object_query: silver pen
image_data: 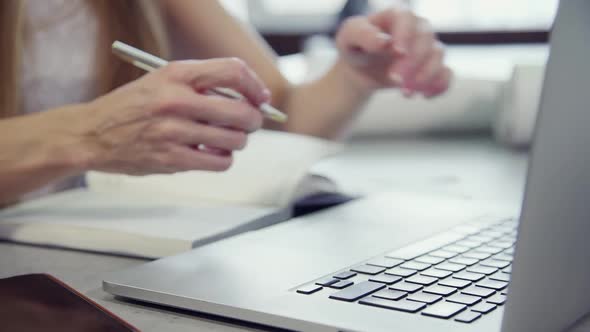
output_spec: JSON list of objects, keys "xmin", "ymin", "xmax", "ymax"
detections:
[{"xmin": 111, "ymin": 41, "xmax": 287, "ymax": 123}]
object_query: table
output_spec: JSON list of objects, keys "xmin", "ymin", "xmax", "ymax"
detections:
[{"xmin": 0, "ymin": 136, "xmax": 529, "ymax": 331}]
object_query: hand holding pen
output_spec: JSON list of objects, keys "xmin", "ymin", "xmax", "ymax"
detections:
[
  {"xmin": 112, "ymin": 41, "xmax": 287, "ymax": 123},
  {"xmin": 73, "ymin": 43, "xmax": 283, "ymax": 175}
]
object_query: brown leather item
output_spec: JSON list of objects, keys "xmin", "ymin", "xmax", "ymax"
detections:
[{"xmin": 0, "ymin": 274, "xmax": 140, "ymax": 332}]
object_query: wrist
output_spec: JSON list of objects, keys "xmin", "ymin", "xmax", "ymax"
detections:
[
  {"xmin": 327, "ymin": 58, "xmax": 376, "ymax": 101},
  {"xmin": 36, "ymin": 104, "xmax": 99, "ymax": 175}
]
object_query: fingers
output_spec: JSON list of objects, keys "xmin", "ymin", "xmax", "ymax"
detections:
[
  {"xmin": 139, "ymin": 118, "xmax": 249, "ymax": 174},
  {"xmin": 336, "ymin": 16, "xmax": 392, "ymax": 54},
  {"xmin": 156, "ymin": 145, "xmax": 234, "ymax": 173},
  {"xmin": 369, "ymin": 7, "xmax": 416, "ymax": 55},
  {"xmin": 152, "ymin": 85, "xmax": 263, "ymax": 133},
  {"xmin": 161, "ymin": 58, "xmax": 270, "ymax": 106},
  {"xmin": 424, "ymin": 67, "xmax": 453, "ymax": 98},
  {"xmin": 378, "ymin": 8, "xmax": 448, "ymax": 98},
  {"xmin": 193, "ymin": 95, "xmax": 264, "ymax": 132},
  {"xmin": 146, "ymin": 117, "xmax": 249, "ymax": 151},
  {"xmin": 389, "ymin": 21, "xmax": 436, "ymax": 83},
  {"xmin": 410, "ymin": 42, "xmax": 445, "ymax": 92},
  {"xmin": 357, "ymin": 6, "xmax": 452, "ymax": 97}
]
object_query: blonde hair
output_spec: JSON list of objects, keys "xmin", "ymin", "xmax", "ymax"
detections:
[{"xmin": 0, "ymin": 0, "xmax": 168, "ymax": 119}]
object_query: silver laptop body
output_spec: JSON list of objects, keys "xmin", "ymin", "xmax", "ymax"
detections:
[{"xmin": 103, "ymin": 1, "xmax": 590, "ymax": 331}]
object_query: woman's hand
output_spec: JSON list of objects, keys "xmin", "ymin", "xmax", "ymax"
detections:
[
  {"xmin": 335, "ymin": 5, "xmax": 452, "ymax": 98},
  {"xmin": 79, "ymin": 58, "xmax": 269, "ymax": 174}
]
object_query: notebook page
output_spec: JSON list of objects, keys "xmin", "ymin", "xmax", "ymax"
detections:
[
  {"xmin": 87, "ymin": 130, "xmax": 342, "ymax": 207},
  {"xmin": 0, "ymin": 189, "xmax": 282, "ymax": 258}
]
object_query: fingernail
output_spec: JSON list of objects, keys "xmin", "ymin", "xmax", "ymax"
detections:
[
  {"xmin": 377, "ymin": 32, "xmax": 392, "ymax": 43},
  {"xmin": 394, "ymin": 45, "xmax": 406, "ymax": 55},
  {"xmin": 389, "ymin": 72, "xmax": 403, "ymax": 85}
]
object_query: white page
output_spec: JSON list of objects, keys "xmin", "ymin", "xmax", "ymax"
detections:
[
  {"xmin": 0, "ymin": 189, "xmax": 281, "ymax": 258},
  {"xmin": 87, "ymin": 130, "xmax": 341, "ymax": 207}
]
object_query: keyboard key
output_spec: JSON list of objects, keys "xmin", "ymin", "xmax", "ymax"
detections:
[
  {"xmin": 452, "ymin": 224, "xmax": 483, "ymax": 235},
  {"xmin": 351, "ymin": 265, "xmax": 386, "ymax": 275},
  {"xmin": 406, "ymin": 275, "xmax": 438, "ymax": 286},
  {"xmin": 386, "ymin": 267, "xmax": 416, "ymax": 277},
  {"xmin": 421, "ymin": 268, "xmax": 452, "ymax": 279},
  {"xmin": 373, "ymin": 289, "xmax": 407, "ymax": 301},
  {"xmin": 369, "ymin": 274, "xmax": 402, "ymax": 285},
  {"xmin": 386, "ymin": 232, "xmax": 465, "ymax": 260},
  {"xmin": 359, "ymin": 297, "xmax": 426, "ymax": 313},
  {"xmin": 480, "ymin": 259, "xmax": 510, "ymax": 269},
  {"xmin": 443, "ymin": 245, "xmax": 471, "ymax": 254},
  {"xmin": 399, "ymin": 261, "xmax": 431, "ymax": 271},
  {"xmin": 463, "ymin": 251, "xmax": 492, "ymax": 260},
  {"xmin": 490, "ymin": 272, "xmax": 510, "ymax": 282},
  {"xmin": 479, "ymin": 230, "xmax": 504, "ymax": 239},
  {"xmin": 449, "ymin": 257, "xmax": 480, "ymax": 266},
  {"xmin": 296, "ymin": 284, "xmax": 322, "ymax": 294},
  {"xmin": 455, "ymin": 311, "xmax": 482, "ymax": 323},
  {"xmin": 367, "ymin": 257, "xmax": 404, "ymax": 268},
  {"xmin": 429, "ymin": 250, "xmax": 458, "ymax": 259},
  {"xmin": 447, "ymin": 293, "xmax": 482, "ymax": 306},
  {"xmin": 316, "ymin": 278, "xmax": 339, "ymax": 287},
  {"xmin": 407, "ymin": 292, "xmax": 443, "ymax": 304},
  {"xmin": 503, "ymin": 265, "xmax": 512, "ymax": 274},
  {"xmin": 504, "ymin": 248, "xmax": 515, "ymax": 255},
  {"xmin": 487, "ymin": 294, "xmax": 507, "ymax": 305},
  {"xmin": 329, "ymin": 281, "xmax": 385, "ymax": 302},
  {"xmin": 489, "ymin": 241, "xmax": 514, "ymax": 250},
  {"xmin": 493, "ymin": 253, "xmax": 514, "ymax": 262},
  {"xmin": 477, "ymin": 279, "xmax": 508, "ymax": 290},
  {"xmin": 461, "ymin": 286, "xmax": 495, "ymax": 298},
  {"xmin": 453, "ymin": 271, "xmax": 485, "ymax": 282},
  {"xmin": 334, "ymin": 271, "xmax": 357, "ymax": 280},
  {"xmin": 467, "ymin": 265, "xmax": 498, "ymax": 275},
  {"xmin": 475, "ymin": 246, "xmax": 504, "ymax": 255},
  {"xmin": 421, "ymin": 301, "xmax": 466, "ymax": 319},
  {"xmin": 489, "ymin": 226, "xmax": 514, "ymax": 234},
  {"xmin": 415, "ymin": 255, "xmax": 445, "ymax": 265},
  {"xmin": 471, "ymin": 302, "xmax": 497, "ymax": 314},
  {"xmin": 501, "ymin": 288, "xmax": 509, "ymax": 295},
  {"xmin": 424, "ymin": 285, "xmax": 457, "ymax": 296},
  {"xmin": 439, "ymin": 278, "xmax": 471, "ymax": 289},
  {"xmin": 467, "ymin": 235, "xmax": 494, "ymax": 243},
  {"xmin": 455, "ymin": 240, "xmax": 483, "ymax": 248},
  {"xmin": 330, "ymin": 280, "xmax": 354, "ymax": 289},
  {"xmin": 435, "ymin": 262, "xmax": 466, "ymax": 272},
  {"xmin": 391, "ymin": 282, "xmax": 423, "ymax": 293}
]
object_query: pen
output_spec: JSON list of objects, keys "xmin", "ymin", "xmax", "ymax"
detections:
[{"xmin": 111, "ymin": 41, "xmax": 288, "ymax": 123}]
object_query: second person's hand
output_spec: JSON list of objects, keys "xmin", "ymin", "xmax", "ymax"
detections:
[{"xmin": 335, "ymin": 5, "xmax": 452, "ymax": 98}]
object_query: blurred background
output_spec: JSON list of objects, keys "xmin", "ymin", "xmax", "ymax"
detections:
[
  {"xmin": 220, "ymin": 0, "xmax": 557, "ymax": 55},
  {"xmin": 219, "ymin": 0, "xmax": 559, "ymax": 146}
]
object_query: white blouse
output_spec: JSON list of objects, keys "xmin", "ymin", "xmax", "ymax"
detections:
[{"xmin": 21, "ymin": 0, "xmax": 99, "ymax": 199}]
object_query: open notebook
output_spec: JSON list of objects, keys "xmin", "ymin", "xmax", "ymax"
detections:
[{"xmin": 0, "ymin": 130, "xmax": 341, "ymax": 258}]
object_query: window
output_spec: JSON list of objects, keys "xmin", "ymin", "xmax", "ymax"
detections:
[
  {"xmin": 221, "ymin": 0, "xmax": 559, "ymax": 33},
  {"xmin": 411, "ymin": 0, "xmax": 559, "ymax": 31}
]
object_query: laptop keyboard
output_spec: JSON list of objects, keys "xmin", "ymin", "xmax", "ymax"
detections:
[{"xmin": 296, "ymin": 219, "xmax": 517, "ymax": 324}]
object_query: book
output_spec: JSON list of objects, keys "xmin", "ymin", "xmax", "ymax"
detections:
[{"xmin": 0, "ymin": 130, "xmax": 341, "ymax": 258}]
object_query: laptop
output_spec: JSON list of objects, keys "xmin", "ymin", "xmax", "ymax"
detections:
[{"xmin": 103, "ymin": 1, "xmax": 590, "ymax": 331}]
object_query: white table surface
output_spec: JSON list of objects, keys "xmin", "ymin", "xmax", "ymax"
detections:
[{"xmin": 0, "ymin": 136, "xmax": 530, "ymax": 331}]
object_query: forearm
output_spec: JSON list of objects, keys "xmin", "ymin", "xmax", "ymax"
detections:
[
  {"xmin": 161, "ymin": 2, "xmax": 372, "ymax": 139},
  {"xmin": 277, "ymin": 59, "xmax": 374, "ymax": 139},
  {"xmin": 0, "ymin": 107, "xmax": 90, "ymax": 205}
]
